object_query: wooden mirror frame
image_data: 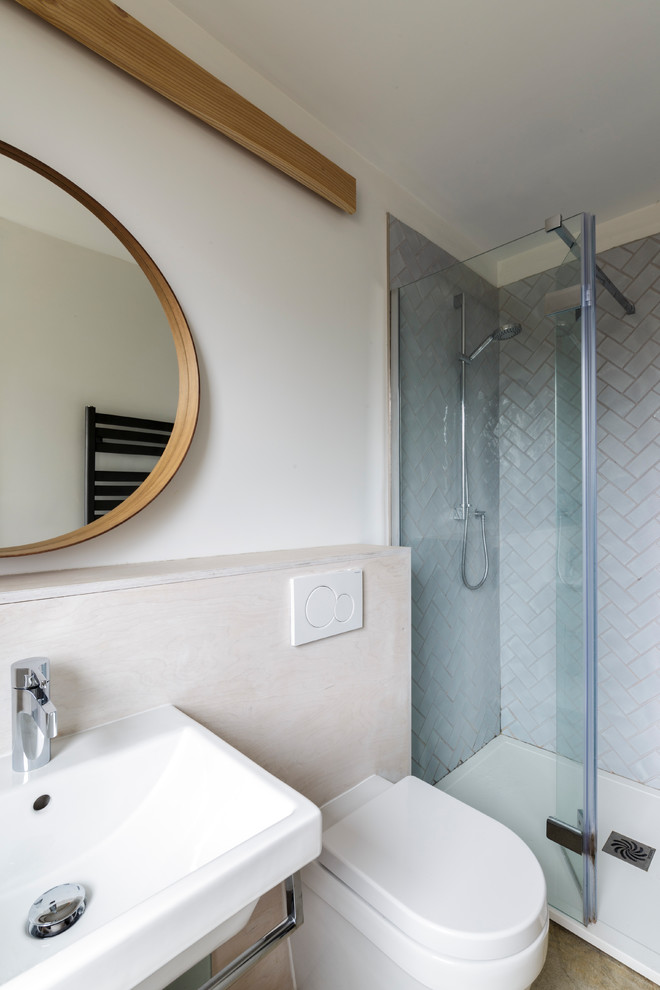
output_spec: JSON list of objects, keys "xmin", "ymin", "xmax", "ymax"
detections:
[{"xmin": 0, "ymin": 140, "xmax": 200, "ymax": 557}]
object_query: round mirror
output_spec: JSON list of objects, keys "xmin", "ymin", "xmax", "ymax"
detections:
[{"xmin": 0, "ymin": 141, "xmax": 199, "ymax": 556}]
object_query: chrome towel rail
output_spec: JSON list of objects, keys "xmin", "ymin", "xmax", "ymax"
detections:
[{"xmin": 195, "ymin": 874, "xmax": 303, "ymax": 990}]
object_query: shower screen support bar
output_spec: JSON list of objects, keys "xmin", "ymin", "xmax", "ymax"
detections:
[{"xmin": 545, "ymin": 214, "xmax": 635, "ymax": 315}]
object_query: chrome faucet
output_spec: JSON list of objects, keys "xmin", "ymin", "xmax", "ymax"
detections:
[{"xmin": 11, "ymin": 658, "xmax": 58, "ymax": 772}]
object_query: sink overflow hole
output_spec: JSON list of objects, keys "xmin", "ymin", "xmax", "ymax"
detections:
[{"xmin": 33, "ymin": 794, "xmax": 51, "ymax": 812}]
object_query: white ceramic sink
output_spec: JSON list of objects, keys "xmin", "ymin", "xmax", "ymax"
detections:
[{"xmin": 0, "ymin": 705, "xmax": 321, "ymax": 990}]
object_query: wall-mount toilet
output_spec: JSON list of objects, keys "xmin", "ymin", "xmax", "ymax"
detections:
[{"xmin": 291, "ymin": 775, "xmax": 548, "ymax": 990}]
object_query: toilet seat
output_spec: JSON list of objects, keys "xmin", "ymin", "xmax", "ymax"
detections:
[{"xmin": 319, "ymin": 776, "xmax": 547, "ymax": 964}]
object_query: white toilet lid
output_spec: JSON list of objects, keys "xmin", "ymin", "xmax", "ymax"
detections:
[{"xmin": 319, "ymin": 776, "xmax": 547, "ymax": 962}]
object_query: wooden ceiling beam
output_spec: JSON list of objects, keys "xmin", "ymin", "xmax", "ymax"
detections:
[{"xmin": 12, "ymin": 0, "xmax": 357, "ymax": 213}]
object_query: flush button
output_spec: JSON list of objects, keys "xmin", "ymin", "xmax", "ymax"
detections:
[
  {"xmin": 291, "ymin": 570, "xmax": 363, "ymax": 645},
  {"xmin": 334, "ymin": 593, "xmax": 354, "ymax": 623},
  {"xmin": 305, "ymin": 586, "xmax": 336, "ymax": 628}
]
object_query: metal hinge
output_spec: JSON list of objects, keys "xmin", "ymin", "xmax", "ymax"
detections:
[{"xmin": 546, "ymin": 816, "xmax": 583, "ymax": 856}]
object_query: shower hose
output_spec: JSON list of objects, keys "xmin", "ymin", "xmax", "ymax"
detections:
[{"xmin": 461, "ymin": 508, "xmax": 489, "ymax": 591}]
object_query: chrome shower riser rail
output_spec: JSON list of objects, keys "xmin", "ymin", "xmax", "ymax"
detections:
[
  {"xmin": 456, "ymin": 292, "xmax": 468, "ymax": 517},
  {"xmin": 390, "ymin": 289, "xmax": 401, "ymax": 546},
  {"xmin": 456, "ymin": 292, "xmax": 489, "ymax": 591},
  {"xmin": 195, "ymin": 874, "xmax": 303, "ymax": 990}
]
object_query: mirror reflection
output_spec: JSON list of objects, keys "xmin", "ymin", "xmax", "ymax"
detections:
[{"xmin": 0, "ymin": 148, "xmax": 181, "ymax": 550}]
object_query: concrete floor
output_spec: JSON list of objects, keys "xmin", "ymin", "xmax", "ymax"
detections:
[{"xmin": 532, "ymin": 923, "xmax": 659, "ymax": 989}]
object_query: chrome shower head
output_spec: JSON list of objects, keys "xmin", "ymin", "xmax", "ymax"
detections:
[
  {"xmin": 464, "ymin": 323, "xmax": 522, "ymax": 362},
  {"xmin": 492, "ymin": 323, "xmax": 522, "ymax": 342}
]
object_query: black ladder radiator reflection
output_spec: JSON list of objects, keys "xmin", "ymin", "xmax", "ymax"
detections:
[{"xmin": 84, "ymin": 406, "xmax": 173, "ymax": 524}]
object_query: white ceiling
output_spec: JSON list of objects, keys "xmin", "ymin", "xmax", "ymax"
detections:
[{"xmin": 167, "ymin": 0, "xmax": 660, "ymax": 252}]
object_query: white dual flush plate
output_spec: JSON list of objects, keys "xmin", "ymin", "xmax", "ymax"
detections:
[{"xmin": 290, "ymin": 569, "xmax": 363, "ymax": 646}]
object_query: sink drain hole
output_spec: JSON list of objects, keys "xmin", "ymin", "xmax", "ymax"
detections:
[
  {"xmin": 33, "ymin": 794, "xmax": 51, "ymax": 812},
  {"xmin": 28, "ymin": 883, "xmax": 86, "ymax": 938}
]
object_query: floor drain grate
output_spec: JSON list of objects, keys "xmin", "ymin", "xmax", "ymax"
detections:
[{"xmin": 602, "ymin": 831, "xmax": 656, "ymax": 872}]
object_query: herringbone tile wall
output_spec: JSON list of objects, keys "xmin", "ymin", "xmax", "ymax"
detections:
[
  {"xmin": 594, "ymin": 235, "xmax": 660, "ymax": 787},
  {"xmin": 392, "ymin": 216, "xmax": 660, "ymax": 790},
  {"xmin": 397, "ymin": 243, "xmax": 502, "ymax": 783},
  {"xmin": 498, "ymin": 235, "xmax": 660, "ymax": 784},
  {"xmin": 497, "ymin": 272, "xmax": 560, "ymax": 752},
  {"xmin": 389, "ymin": 216, "xmax": 457, "ymax": 291},
  {"xmin": 498, "ymin": 269, "xmax": 584, "ymax": 765}
]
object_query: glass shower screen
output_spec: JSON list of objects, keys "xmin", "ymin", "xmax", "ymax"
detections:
[{"xmin": 392, "ymin": 212, "xmax": 598, "ymax": 927}]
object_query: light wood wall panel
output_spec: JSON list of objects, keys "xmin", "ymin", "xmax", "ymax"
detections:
[{"xmin": 0, "ymin": 546, "xmax": 410, "ymax": 989}]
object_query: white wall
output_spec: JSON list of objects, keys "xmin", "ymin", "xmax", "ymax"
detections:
[{"xmin": 0, "ymin": 1, "xmax": 473, "ymax": 575}]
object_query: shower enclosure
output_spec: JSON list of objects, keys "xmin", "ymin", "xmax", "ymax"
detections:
[{"xmin": 391, "ymin": 214, "xmax": 599, "ymax": 926}]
